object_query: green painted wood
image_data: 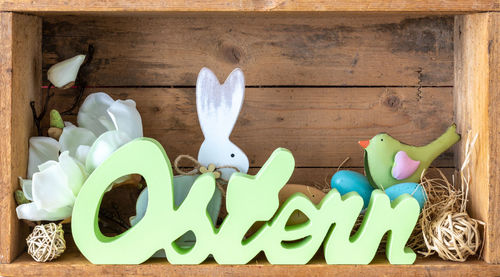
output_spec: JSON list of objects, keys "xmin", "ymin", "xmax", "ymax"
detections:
[
  {"xmin": 362, "ymin": 124, "xmax": 460, "ymax": 190},
  {"xmin": 72, "ymin": 138, "xmax": 420, "ymax": 265}
]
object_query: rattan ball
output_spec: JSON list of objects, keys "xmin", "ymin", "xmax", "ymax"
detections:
[
  {"xmin": 424, "ymin": 212, "xmax": 481, "ymax": 262},
  {"xmin": 26, "ymin": 223, "xmax": 66, "ymax": 262}
]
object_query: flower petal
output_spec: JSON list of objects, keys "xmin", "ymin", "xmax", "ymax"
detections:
[
  {"xmin": 99, "ymin": 115, "xmax": 116, "ymax": 131},
  {"xmin": 58, "ymin": 151, "xmax": 87, "ymax": 196},
  {"xmin": 27, "ymin": 137, "xmax": 60, "ymax": 178},
  {"xmin": 59, "ymin": 126, "xmax": 97, "ymax": 157},
  {"xmin": 16, "ymin": 202, "xmax": 72, "ymax": 221},
  {"xmin": 32, "ymin": 162, "xmax": 75, "ymax": 211},
  {"xmin": 85, "ymin": 130, "xmax": 131, "ymax": 173},
  {"xmin": 38, "ymin": 160, "xmax": 59, "ymax": 172},
  {"xmin": 75, "ymin": 145, "xmax": 91, "ymax": 164},
  {"xmin": 47, "ymin": 54, "xmax": 85, "ymax": 88},
  {"xmin": 77, "ymin": 92, "xmax": 115, "ymax": 137},
  {"xmin": 18, "ymin": 177, "xmax": 33, "ymax": 201},
  {"xmin": 107, "ymin": 99, "xmax": 143, "ymax": 139}
]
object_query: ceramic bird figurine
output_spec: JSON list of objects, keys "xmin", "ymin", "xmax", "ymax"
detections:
[{"xmin": 358, "ymin": 124, "xmax": 460, "ymax": 190}]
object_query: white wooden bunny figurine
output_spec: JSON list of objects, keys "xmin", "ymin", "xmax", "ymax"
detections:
[
  {"xmin": 196, "ymin": 67, "xmax": 249, "ymax": 179},
  {"xmin": 130, "ymin": 67, "xmax": 249, "ymax": 250}
]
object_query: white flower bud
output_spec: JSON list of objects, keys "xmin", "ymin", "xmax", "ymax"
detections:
[{"xmin": 47, "ymin": 55, "xmax": 86, "ymax": 89}]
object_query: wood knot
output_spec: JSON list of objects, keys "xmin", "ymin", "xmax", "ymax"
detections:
[
  {"xmin": 384, "ymin": 95, "xmax": 401, "ymax": 109},
  {"xmin": 221, "ymin": 44, "xmax": 243, "ymax": 64}
]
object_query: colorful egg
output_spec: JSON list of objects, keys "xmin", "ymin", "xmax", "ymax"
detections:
[
  {"xmin": 279, "ymin": 184, "xmax": 326, "ymax": 225},
  {"xmin": 384, "ymin": 182, "xmax": 426, "ymax": 209},
  {"xmin": 330, "ymin": 170, "xmax": 373, "ymax": 209},
  {"xmin": 246, "ymin": 184, "xmax": 326, "ymax": 237}
]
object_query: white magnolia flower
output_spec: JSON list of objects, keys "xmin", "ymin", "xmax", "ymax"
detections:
[
  {"xmin": 27, "ymin": 137, "xmax": 60, "ymax": 179},
  {"xmin": 47, "ymin": 55, "xmax": 86, "ymax": 88},
  {"xmin": 61, "ymin": 92, "xmax": 143, "ymax": 172},
  {"xmin": 16, "ymin": 151, "xmax": 87, "ymax": 221},
  {"xmin": 17, "ymin": 92, "xmax": 143, "ymax": 221},
  {"xmin": 19, "ymin": 137, "xmax": 61, "ymax": 205},
  {"xmin": 59, "ymin": 126, "xmax": 96, "ymax": 156}
]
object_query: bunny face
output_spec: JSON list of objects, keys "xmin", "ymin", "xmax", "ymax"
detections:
[
  {"xmin": 196, "ymin": 67, "xmax": 249, "ymax": 180},
  {"xmin": 199, "ymin": 139, "xmax": 249, "ymax": 180}
]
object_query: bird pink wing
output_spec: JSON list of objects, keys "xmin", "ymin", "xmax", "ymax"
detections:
[{"xmin": 392, "ymin": 151, "xmax": 420, "ymax": 180}]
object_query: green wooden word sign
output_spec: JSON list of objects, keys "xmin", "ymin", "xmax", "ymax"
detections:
[{"xmin": 72, "ymin": 138, "xmax": 420, "ymax": 265}]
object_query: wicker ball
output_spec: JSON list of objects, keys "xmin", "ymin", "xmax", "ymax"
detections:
[
  {"xmin": 26, "ymin": 223, "xmax": 66, "ymax": 262},
  {"xmin": 426, "ymin": 212, "xmax": 481, "ymax": 262}
]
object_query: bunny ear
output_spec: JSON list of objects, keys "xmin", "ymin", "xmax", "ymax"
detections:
[{"xmin": 196, "ymin": 67, "xmax": 245, "ymax": 139}]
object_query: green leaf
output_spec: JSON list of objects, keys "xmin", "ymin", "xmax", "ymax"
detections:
[{"xmin": 15, "ymin": 190, "xmax": 30, "ymax": 205}]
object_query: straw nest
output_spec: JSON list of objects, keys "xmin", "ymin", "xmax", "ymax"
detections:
[{"xmin": 417, "ymin": 132, "xmax": 484, "ymax": 261}]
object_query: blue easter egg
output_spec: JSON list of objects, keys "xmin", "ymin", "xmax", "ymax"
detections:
[
  {"xmin": 384, "ymin": 182, "xmax": 426, "ymax": 209},
  {"xmin": 331, "ymin": 170, "xmax": 373, "ymax": 209}
]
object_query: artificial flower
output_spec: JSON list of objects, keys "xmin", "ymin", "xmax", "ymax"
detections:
[
  {"xmin": 61, "ymin": 92, "xmax": 143, "ymax": 172},
  {"xmin": 16, "ymin": 151, "xmax": 87, "ymax": 221},
  {"xmin": 17, "ymin": 92, "xmax": 144, "ymax": 221},
  {"xmin": 27, "ymin": 137, "xmax": 60, "ymax": 179},
  {"xmin": 47, "ymin": 55, "xmax": 86, "ymax": 89}
]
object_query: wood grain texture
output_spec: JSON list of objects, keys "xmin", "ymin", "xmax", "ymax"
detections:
[
  {"xmin": 454, "ymin": 12, "xmax": 500, "ymax": 263},
  {"xmin": 42, "ymin": 14, "xmax": 454, "ymax": 86},
  {"xmin": 0, "ymin": 0, "xmax": 499, "ymax": 12},
  {"xmin": 48, "ymin": 87, "xmax": 455, "ymax": 168},
  {"xmin": 0, "ymin": 12, "xmax": 14, "ymax": 265},
  {"xmin": 1, "ymin": 245, "xmax": 500, "ymax": 276},
  {"xmin": 0, "ymin": 13, "xmax": 41, "ymax": 263},
  {"xmin": 0, "ymin": 13, "xmax": 41, "ymax": 264},
  {"xmin": 264, "ymin": 167, "xmax": 455, "ymax": 188}
]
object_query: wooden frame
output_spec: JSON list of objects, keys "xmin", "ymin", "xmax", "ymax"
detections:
[
  {"xmin": 0, "ymin": 12, "xmax": 41, "ymax": 265},
  {"xmin": 0, "ymin": 1, "xmax": 498, "ymax": 275},
  {"xmin": 0, "ymin": 0, "xmax": 499, "ymax": 12},
  {"xmin": 454, "ymin": 12, "xmax": 500, "ymax": 264}
]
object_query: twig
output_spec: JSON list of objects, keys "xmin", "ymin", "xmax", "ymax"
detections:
[
  {"xmin": 61, "ymin": 44, "xmax": 94, "ymax": 116},
  {"xmin": 61, "ymin": 83, "xmax": 86, "ymax": 116},
  {"xmin": 29, "ymin": 102, "xmax": 41, "ymax": 136},
  {"xmin": 111, "ymin": 201, "xmax": 131, "ymax": 229},
  {"xmin": 98, "ymin": 210, "xmax": 129, "ymax": 234},
  {"xmin": 29, "ymin": 44, "xmax": 95, "ymax": 132},
  {"xmin": 30, "ymin": 85, "xmax": 54, "ymax": 136}
]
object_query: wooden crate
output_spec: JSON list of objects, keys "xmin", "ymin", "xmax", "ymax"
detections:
[{"xmin": 0, "ymin": 1, "xmax": 499, "ymax": 276}]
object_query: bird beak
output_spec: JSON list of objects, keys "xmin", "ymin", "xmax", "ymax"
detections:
[{"xmin": 358, "ymin": 140, "xmax": 370, "ymax": 149}]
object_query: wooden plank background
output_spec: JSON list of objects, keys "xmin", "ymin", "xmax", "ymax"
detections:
[
  {"xmin": 0, "ymin": 12, "xmax": 480, "ymax": 271},
  {"xmin": 43, "ymin": 14, "xmax": 457, "ymax": 240},
  {"xmin": 43, "ymin": 14, "xmax": 455, "ymax": 185},
  {"xmin": 42, "ymin": 14, "xmax": 454, "ymax": 86},
  {"xmin": 50, "ymin": 86, "xmax": 454, "ymax": 170},
  {"xmin": 1, "ymin": 0, "xmax": 499, "ymax": 13}
]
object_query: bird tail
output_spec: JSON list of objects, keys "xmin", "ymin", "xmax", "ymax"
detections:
[{"xmin": 422, "ymin": 124, "xmax": 461, "ymax": 161}]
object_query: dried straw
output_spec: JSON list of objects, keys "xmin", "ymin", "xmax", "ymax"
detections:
[
  {"xmin": 26, "ymin": 223, "xmax": 66, "ymax": 262},
  {"xmin": 350, "ymin": 209, "xmax": 426, "ymax": 254},
  {"xmin": 418, "ymin": 132, "xmax": 485, "ymax": 261}
]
